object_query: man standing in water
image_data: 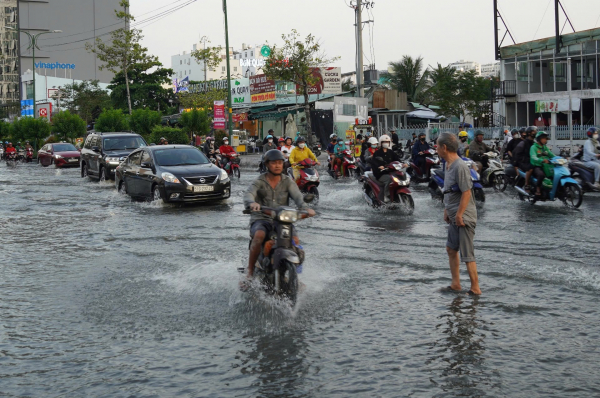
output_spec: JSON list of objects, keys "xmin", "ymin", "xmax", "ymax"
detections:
[{"xmin": 436, "ymin": 132, "xmax": 481, "ymax": 295}]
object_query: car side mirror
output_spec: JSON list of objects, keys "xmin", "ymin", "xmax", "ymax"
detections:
[
  {"xmin": 92, "ymin": 146, "xmax": 100, "ymax": 153},
  {"xmin": 141, "ymin": 162, "xmax": 152, "ymax": 169},
  {"xmin": 303, "ymin": 194, "xmax": 315, "ymax": 203}
]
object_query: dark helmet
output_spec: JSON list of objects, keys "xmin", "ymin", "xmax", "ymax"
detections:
[
  {"xmin": 206, "ymin": 136, "xmax": 214, "ymax": 141},
  {"xmin": 586, "ymin": 127, "xmax": 599, "ymax": 138},
  {"xmin": 418, "ymin": 132, "xmax": 426, "ymax": 138},
  {"xmin": 475, "ymin": 130, "xmax": 484, "ymax": 137},
  {"xmin": 511, "ymin": 128, "xmax": 519, "ymax": 135},
  {"xmin": 535, "ymin": 131, "xmax": 549, "ymax": 142},
  {"xmin": 519, "ymin": 127, "xmax": 527, "ymax": 134},
  {"xmin": 525, "ymin": 126, "xmax": 538, "ymax": 135},
  {"xmin": 296, "ymin": 136, "xmax": 306, "ymax": 144},
  {"xmin": 263, "ymin": 149, "xmax": 285, "ymax": 163}
]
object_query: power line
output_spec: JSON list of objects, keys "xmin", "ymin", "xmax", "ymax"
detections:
[{"xmin": 532, "ymin": 0, "xmax": 552, "ymax": 41}]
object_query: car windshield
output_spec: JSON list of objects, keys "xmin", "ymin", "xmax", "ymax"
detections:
[
  {"xmin": 53, "ymin": 144, "xmax": 77, "ymax": 152},
  {"xmin": 154, "ymin": 148, "xmax": 209, "ymax": 166},
  {"xmin": 103, "ymin": 136, "xmax": 146, "ymax": 151}
]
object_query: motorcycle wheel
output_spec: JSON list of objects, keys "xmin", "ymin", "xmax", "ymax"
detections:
[
  {"xmin": 233, "ymin": 167, "xmax": 241, "ymax": 179},
  {"xmin": 428, "ymin": 180, "xmax": 442, "ymax": 200},
  {"xmin": 308, "ymin": 186, "xmax": 319, "ymax": 204},
  {"xmin": 280, "ymin": 260, "xmax": 298, "ymax": 305},
  {"xmin": 399, "ymin": 194, "xmax": 415, "ymax": 212},
  {"xmin": 492, "ymin": 174, "xmax": 508, "ymax": 192},
  {"xmin": 314, "ymin": 150, "xmax": 321, "ymax": 157},
  {"xmin": 474, "ymin": 187, "xmax": 486, "ymax": 203},
  {"xmin": 561, "ymin": 183, "xmax": 583, "ymax": 209}
]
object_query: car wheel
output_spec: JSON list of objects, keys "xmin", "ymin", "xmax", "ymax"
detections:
[
  {"xmin": 151, "ymin": 185, "xmax": 163, "ymax": 203},
  {"xmin": 118, "ymin": 180, "xmax": 127, "ymax": 195},
  {"xmin": 81, "ymin": 163, "xmax": 89, "ymax": 178},
  {"xmin": 99, "ymin": 167, "xmax": 106, "ymax": 183}
]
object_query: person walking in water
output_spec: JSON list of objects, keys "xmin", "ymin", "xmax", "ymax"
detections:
[{"xmin": 436, "ymin": 132, "xmax": 481, "ymax": 295}]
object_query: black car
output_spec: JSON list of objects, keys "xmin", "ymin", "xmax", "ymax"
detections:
[
  {"xmin": 80, "ymin": 132, "xmax": 147, "ymax": 181},
  {"xmin": 115, "ymin": 145, "xmax": 231, "ymax": 203}
]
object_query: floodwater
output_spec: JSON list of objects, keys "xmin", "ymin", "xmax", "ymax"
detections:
[{"xmin": 1, "ymin": 160, "xmax": 600, "ymax": 397}]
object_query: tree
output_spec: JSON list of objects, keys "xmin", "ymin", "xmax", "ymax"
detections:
[
  {"xmin": 51, "ymin": 111, "xmax": 86, "ymax": 142},
  {"xmin": 381, "ymin": 55, "xmax": 430, "ymax": 103},
  {"xmin": 263, "ymin": 30, "xmax": 338, "ymax": 143},
  {"xmin": 429, "ymin": 70, "xmax": 491, "ymax": 123},
  {"xmin": 12, "ymin": 117, "xmax": 51, "ymax": 149},
  {"xmin": 129, "ymin": 108, "xmax": 162, "ymax": 140},
  {"xmin": 149, "ymin": 126, "xmax": 189, "ymax": 145},
  {"xmin": 177, "ymin": 88, "xmax": 227, "ymax": 110},
  {"xmin": 0, "ymin": 120, "xmax": 12, "ymax": 143},
  {"xmin": 86, "ymin": 0, "xmax": 158, "ymax": 115},
  {"xmin": 190, "ymin": 36, "xmax": 222, "ymax": 82},
  {"xmin": 61, "ymin": 80, "xmax": 111, "ymax": 125},
  {"xmin": 109, "ymin": 62, "xmax": 175, "ymax": 112},
  {"xmin": 95, "ymin": 109, "xmax": 129, "ymax": 132},
  {"xmin": 342, "ymin": 77, "xmax": 354, "ymax": 92},
  {"xmin": 180, "ymin": 109, "xmax": 210, "ymax": 140}
]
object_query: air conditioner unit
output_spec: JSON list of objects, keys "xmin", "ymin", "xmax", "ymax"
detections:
[{"xmin": 364, "ymin": 69, "xmax": 379, "ymax": 85}]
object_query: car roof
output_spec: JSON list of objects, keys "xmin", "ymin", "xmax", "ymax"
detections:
[
  {"xmin": 146, "ymin": 145, "xmax": 196, "ymax": 152},
  {"xmin": 92, "ymin": 132, "xmax": 141, "ymax": 137}
]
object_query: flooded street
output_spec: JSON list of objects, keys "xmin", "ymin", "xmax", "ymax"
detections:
[{"xmin": 1, "ymin": 161, "xmax": 600, "ymax": 397}]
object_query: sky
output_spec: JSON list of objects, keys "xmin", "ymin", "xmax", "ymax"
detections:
[{"xmin": 130, "ymin": 0, "xmax": 600, "ymax": 73}]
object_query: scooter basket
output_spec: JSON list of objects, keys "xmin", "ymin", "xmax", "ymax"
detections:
[{"xmin": 231, "ymin": 157, "xmax": 241, "ymax": 165}]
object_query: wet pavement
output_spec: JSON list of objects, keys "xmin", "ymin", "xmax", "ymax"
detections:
[{"xmin": 1, "ymin": 160, "xmax": 600, "ymax": 397}]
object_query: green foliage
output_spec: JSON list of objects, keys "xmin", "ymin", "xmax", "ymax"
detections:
[
  {"xmin": 180, "ymin": 109, "xmax": 211, "ymax": 137},
  {"xmin": 0, "ymin": 120, "xmax": 12, "ymax": 142},
  {"xmin": 129, "ymin": 109, "xmax": 162, "ymax": 139},
  {"xmin": 428, "ymin": 70, "xmax": 491, "ymax": 122},
  {"xmin": 44, "ymin": 135, "xmax": 60, "ymax": 145},
  {"xmin": 85, "ymin": 0, "xmax": 159, "ymax": 114},
  {"xmin": 214, "ymin": 129, "xmax": 228, "ymax": 143},
  {"xmin": 109, "ymin": 62, "xmax": 175, "ymax": 112},
  {"xmin": 51, "ymin": 111, "xmax": 86, "ymax": 142},
  {"xmin": 61, "ymin": 80, "xmax": 111, "ymax": 125},
  {"xmin": 12, "ymin": 117, "xmax": 51, "ymax": 148},
  {"xmin": 149, "ymin": 126, "xmax": 189, "ymax": 145},
  {"xmin": 95, "ymin": 109, "xmax": 129, "ymax": 132},
  {"xmin": 381, "ymin": 55, "xmax": 430, "ymax": 103},
  {"xmin": 177, "ymin": 88, "xmax": 227, "ymax": 110},
  {"xmin": 190, "ymin": 36, "xmax": 222, "ymax": 81},
  {"xmin": 342, "ymin": 77, "xmax": 354, "ymax": 92}
]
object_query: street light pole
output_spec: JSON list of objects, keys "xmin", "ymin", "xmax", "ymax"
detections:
[
  {"xmin": 223, "ymin": 0, "xmax": 233, "ymax": 138},
  {"xmin": 11, "ymin": 28, "xmax": 62, "ymax": 118}
]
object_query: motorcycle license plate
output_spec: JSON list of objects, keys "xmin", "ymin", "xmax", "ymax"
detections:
[{"xmin": 193, "ymin": 185, "xmax": 214, "ymax": 192}]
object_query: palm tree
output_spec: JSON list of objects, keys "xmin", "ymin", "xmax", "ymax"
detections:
[{"xmin": 380, "ymin": 55, "xmax": 429, "ymax": 103}]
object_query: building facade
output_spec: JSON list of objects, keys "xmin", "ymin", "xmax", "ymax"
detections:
[
  {"xmin": 498, "ymin": 27, "xmax": 600, "ymax": 131},
  {"xmin": 0, "ymin": 0, "xmax": 19, "ymax": 104},
  {"xmin": 449, "ymin": 60, "xmax": 481, "ymax": 75},
  {"xmin": 480, "ymin": 62, "xmax": 500, "ymax": 78}
]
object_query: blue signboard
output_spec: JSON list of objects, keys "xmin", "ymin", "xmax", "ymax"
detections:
[{"xmin": 21, "ymin": 99, "xmax": 34, "ymax": 117}]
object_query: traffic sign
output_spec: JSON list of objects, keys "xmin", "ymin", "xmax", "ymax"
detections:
[{"xmin": 39, "ymin": 108, "xmax": 48, "ymax": 117}]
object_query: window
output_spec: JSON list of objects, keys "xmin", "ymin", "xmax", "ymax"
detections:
[
  {"xmin": 342, "ymin": 104, "xmax": 357, "ymax": 116},
  {"xmin": 234, "ymin": 67, "xmax": 237, "ymax": 72},
  {"xmin": 517, "ymin": 62, "xmax": 530, "ymax": 82},
  {"xmin": 180, "ymin": 60, "xmax": 182, "ymax": 65},
  {"xmin": 577, "ymin": 62, "xmax": 594, "ymax": 83},
  {"xmin": 550, "ymin": 62, "xmax": 567, "ymax": 82},
  {"xmin": 244, "ymin": 52, "xmax": 247, "ymax": 57},
  {"xmin": 83, "ymin": 136, "xmax": 92, "ymax": 149},
  {"xmin": 222, "ymin": 66, "xmax": 226, "ymax": 72},
  {"xmin": 140, "ymin": 151, "xmax": 152, "ymax": 164},
  {"xmin": 250, "ymin": 51, "xmax": 253, "ymax": 57},
  {"xmin": 128, "ymin": 151, "xmax": 142, "ymax": 166}
]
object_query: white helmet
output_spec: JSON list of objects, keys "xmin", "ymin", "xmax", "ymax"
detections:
[
  {"xmin": 379, "ymin": 134, "xmax": 391, "ymax": 144},
  {"xmin": 368, "ymin": 137, "xmax": 378, "ymax": 145},
  {"xmin": 330, "ymin": 133, "xmax": 337, "ymax": 139}
]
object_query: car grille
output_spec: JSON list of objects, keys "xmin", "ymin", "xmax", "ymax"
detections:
[{"xmin": 184, "ymin": 176, "xmax": 218, "ymax": 185}]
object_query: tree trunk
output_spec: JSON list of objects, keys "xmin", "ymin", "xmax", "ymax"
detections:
[
  {"xmin": 124, "ymin": 67, "xmax": 133, "ymax": 115},
  {"xmin": 301, "ymin": 80, "xmax": 312, "ymax": 145}
]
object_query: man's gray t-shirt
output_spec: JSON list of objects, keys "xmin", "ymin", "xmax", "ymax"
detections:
[{"xmin": 443, "ymin": 158, "xmax": 477, "ymax": 224}]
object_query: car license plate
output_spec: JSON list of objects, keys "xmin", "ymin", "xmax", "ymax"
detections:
[
  {"xmin": 68, "ymin": 158, "xmax": 78, "ymax": 162},
  {"xmin": 193, "ymin": 185, "xmax": 214, "ymax": 192}
]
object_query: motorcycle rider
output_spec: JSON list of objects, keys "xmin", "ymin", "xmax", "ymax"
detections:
[
  {"xmin": 370, "ymin": 134, "xmax": 401, "ymax": 203},
  {"xmin": 412, "ymin": 132, "xmax": 431, "ymax": 174},
  {"xmin": 158, "ymin": 137, "xmax": 167, "ymax": 145},
  {"xmin": 243, "ymin": 149, "xmax": 316, "ymax": 279},
  {"xmin": 581, "ymin": 127, "xmax": 600, "ymax": 189},
  {"xmin": 219, "ymin": 137, "xmax": 237, "ymax": 169},
  {"xmin": 512, "ymin": 127, "xmax": 537, "ymax": 192},
  {"xmin": 468, "ymin": 130, "xmax": 494, "ymax": 173},
  {"xmin": 364, "ymin": 137, "xmax": 379, "ymax": 165},
  {"xmin": 530, "ymin": 131, "xmax": 556, "ymax": 197},
  {"xmin": 327, "ymin": 134, "xmax": 337, "ymax": 170},
  {"xmin": 289, "ymin": 136, "xmax": 320, "ymax": 182},
  {"xmin": 332, "ymin": 138, "xmax": 347, "ymax": 176},
  {"xmin": 5, "ymin": 142, "xmax": 16, "ymax": 158},
  {"xmin": 203, "ymin": 136, "xmax": 219, "ymax": 162},
  {"xmin": 506, "ymin": 128, "xmax": 522, "ymax": 163},
  {"xmin": 457, "ymin": 131, "xmax": 469, "ymax": 157},
  {"xmin": 263, "ymin": 135, "xmax": 277, "ymax": 152},
  {"xmin": 280, "ymin": 137, "xmax": 295, "ymax": 158}
]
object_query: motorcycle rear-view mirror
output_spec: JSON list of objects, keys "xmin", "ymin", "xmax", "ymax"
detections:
[{"xmin": 304, "ymin": 194, "xmax": 315, "ymax": 203}]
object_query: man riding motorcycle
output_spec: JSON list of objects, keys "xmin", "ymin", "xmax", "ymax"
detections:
[
  {"xmin": 468, "ymin": 130, "xmax": 494, "ymax": 173},
  {"xmin": 530, "ymin": 131, "xmax": 556, "ymax": 196},
  {"xmin": 505, "ymin": 128, "xmax": 522, "ymax": 163},
  {"xmin": 218, "ymin": 137, "xmax": 237, "ymax": 169},
  {"xmin": 370, "ymin": 134, "xmax": 401, "ymax": 203},
  {"xmin": 457, "ymin": 131, "xmax": 469, "ymax": 157},
  {"xmin": 243, "ymin": 149, "xmax": 316, "ymax": 279},
  {"xmin": 5, "ymin": 142, "xmax": 16, "ymax": 158},
  {"xmin": 512, "ymin": 127, "xmax": 537, "ymax": 191},
  {"xmin": 327, "ymin": 133, "xmax": 337, "ymax": 170},
  {"xmin": 412, "ymin": 132, "xmax": 431, "ymax": 172},
  {"xmin": 289, "ymin": 136, "xmax": 320, "ymax": 182},
  {"xmin": 581, "ymin": 127, "xmax": 600, "ymax": 189}
]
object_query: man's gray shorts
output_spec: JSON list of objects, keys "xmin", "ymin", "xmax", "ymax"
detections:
[{"xmin": 446, "ymin": 222, "xmax": 476, "ymax": 262}]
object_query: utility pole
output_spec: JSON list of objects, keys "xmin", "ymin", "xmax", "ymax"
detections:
[
  {"xmin": 200, "ymin": 36, "xmax": 209, "ymax": 82},
  {"xmin": 223, "ymin": 0, "xmax": 233, "ymax": 138},
  {"xmin": 355, "ymin": 0, "xmax": 364, "ymax": 98},
  {"xmin": 567, "ymin": 57, "xmax": 573, "ymax": 154}
]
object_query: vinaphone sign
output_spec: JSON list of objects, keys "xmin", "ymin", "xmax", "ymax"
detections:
[{"xmin": 34, "ymin": 62, "xmax": 76, "ymax": 70}]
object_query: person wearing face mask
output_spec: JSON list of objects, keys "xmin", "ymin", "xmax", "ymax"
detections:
[
  {"xmin": 457, "ymin": 131, "xmax": 470, "ymax": 157},
  {"xmin": 332, "ymin": 138, "xmax": 347, "ymax": 176},
  {"xmin": 370, "ymin": 135, "xmax": 401, "ymax": 203},
  {"xmin": 529, "ymin": 131, "xmax": 555, "ymax": 196},
  {"xmin": 505, "ymin": 129, "xmax": 522, "ymax": 164},
  {"xmin": 512, "ymin": 127, "xmax": 537, "ymax": 192},
  {"xmin": 327, "ymin": 134, "xmax": 338, "ymax": 170},
  {"xmin": 582, "ymin": 127, "xmax": 600, "ymax": 189},
  {"xmin": 468, "ymin": 130, "xmax": 494, "ymax": 172},
  {"xmin": 364, "ymin": 137, "xmax": 379, "ymax": 165},
  {"xmin": 289, "ymin": 136, "xmax": 320, "ymax": 182},
  {"xmin": 263, "ymin": 135, "xmax": 277, "ymax": 152},
  {"xmin": 412, "ymin": 132, "xmax": 431, "ymax": 173},
  {"xmin": 263, "ymin": 129, "xmax": 275, "ymax": 145},
  {"xmin": 202, "ymin": 136, "xmax": 218, "ymax": 161}
]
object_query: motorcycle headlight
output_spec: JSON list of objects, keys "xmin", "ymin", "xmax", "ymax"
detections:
[
  {"xmin": 308, "ymin": 175, "xmax": 319, "ymax": 182},
  {"xmin": 220, "ymin": 168, "xmax": 229, "ymax": 181},
  {"xmin": 161, "ymin": 172, "xmax": 181, "ymax": 184},
  {"xmin": 393, "ymin": 164, "xmax": 402, "ymax": 170},
  {"xmin": 278, "ymin": 210, "xmax": 298, "ymax": 223}
]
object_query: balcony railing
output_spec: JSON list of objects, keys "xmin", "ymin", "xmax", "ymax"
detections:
[{"xmin": 496, "ymin": 80, "xmax": 516, "ymax": 97}]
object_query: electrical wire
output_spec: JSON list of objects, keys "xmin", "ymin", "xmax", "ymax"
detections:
[{"xmin": 532, "ymin": 0, "xmax": 552, "ymax": 41}]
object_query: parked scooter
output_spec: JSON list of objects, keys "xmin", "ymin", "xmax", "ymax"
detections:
[
  {"xmin": 569, "ymin": 146, "xmax": 600, "ymax": 193},
  {"xmin": 359, "ymin": 161, "xmax": 414, "ymax": 211},
  {"xmin": 241, "ymin": 197, "xmax": 314, "ymax": 306},
  {"xmin": 406, "ymin": 148, "xmax": 441, "ymax": 183},
  {"xmin": 513, "ymin": 157, "xmax": 583, "ymax": 208},
  {"xmin": 328, "ymin": 149, "xmax": 357, "ymax": 179},
  {"xmin": 287, "ymin": 158, "xmax": 320, "ymax": 202},
  {"xmin": 480, "ymin": 151, "xmax": 508, "ymax": 192},
  {"xmin": 428, "ymin": 158, "xmax": 486, "ymax": 203}
]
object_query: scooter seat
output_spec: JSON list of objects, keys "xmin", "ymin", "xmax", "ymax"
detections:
[
  {"xmin": 571, "ymin": 161, "xmax": 596, "ymax": 173},
  {"xmin": 365, "ymin": 171, "xmax": 384, "ymax": 186}
]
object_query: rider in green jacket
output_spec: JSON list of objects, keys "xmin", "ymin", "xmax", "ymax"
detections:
[{"xmin": 529, "ymin": 131, "xmax": 555, "ymax": 195}]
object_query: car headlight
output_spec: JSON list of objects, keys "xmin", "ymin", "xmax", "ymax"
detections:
[
  {"xmin": 278, "ymin": 210, "xmax": 298, "ymax": 223},
  {"xmin": 105, "ymin": 157, "xmax": 120, "ymax": 164},
  {"xmin": 54, "ymin": 155, "xmax": 63, "ymax": 159},
  {"xmin": 161, "ymin": 172, "xmax": 180, "ymax": 183},
  {"xmin": 220, "ymin": 169, "xmax": 229, "ymax": 181}
]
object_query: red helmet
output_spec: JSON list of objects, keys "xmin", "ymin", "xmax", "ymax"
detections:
[{"xmin": 278, "ymin": 137, "xmax": 285, "ymax": 142}]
